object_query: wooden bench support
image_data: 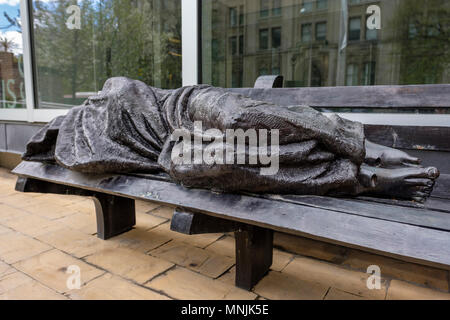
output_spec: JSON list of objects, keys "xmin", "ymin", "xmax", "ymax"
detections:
[
  {"xmin": 92, "ymin": 193, "xmax": 135, "ymax": 240},
  {"xmin": 170, "ymin": 207, "xmax": 240, "ymax": 235},
  {"xmin": 15, "ymin": 177, "xmax": 135, "ymax": 240},
  {"xmin": 235, "ymin": 225, "xmax": 273, "ymax": 290}
]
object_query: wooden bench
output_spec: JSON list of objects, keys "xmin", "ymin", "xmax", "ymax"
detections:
[{"xmin": 12, "ymin": 76, "xmax": 450, "ymax": 291}]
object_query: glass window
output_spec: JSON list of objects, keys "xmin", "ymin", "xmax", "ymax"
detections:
[
  {"xmin": 230, "ymin": 7, "xmax": 237, "ymax": 26},
  {"xmin": 346, "ymin": 64, "xmax": 359, "ymax": 86},
  {"xmin": 260, "ymin": 0, "xmax": 269, "ymax": 18},
  {"xmin": 272, "ymin": 66, "xmax": 280, "ymax": 75},
  {"xmin": 301, "ymin": 1, "xmax": 313, "ymax": 13},
  {"xmin": 239, "ymin": 35, "xmax": 244, "ymax": 55},
  {"xmin": 301, "ymin": 24, "xmax": 312, "ymax": 42},
  {"xmin": 0, "ymin": 1, "xmax": 26, "ymax": 109},
  {"xmin": 349, "ymin": 17, "xmax": 361, "ymax": 41},
  {"xmin": 363, "ymin": 62, "xmax": 376, "ymax": 85},
  {"xmin": 230, "ymin": 36, "xmax": 237, "ymax": 55},
  {"xmin": 408, "ymin": 23, "xmax": 418, "ymax": 39},
  {"xmin": 239, "ymin": 5, "xmax": 245, "ymax": 25},
  {"xmin": 272, "ymin": 0, "xmax": 282, "ymax": 16},
  {"xmin": 317, "ymin": 0, "xmax": 328, "ymax": 10},
  {"xmin": 259, "ymin": 66, "xmax": 268, "ymax": 76},
  {"xmin": 32, "ymin": 0, "xmax": 181, "ymax": 109},
  {"xmin": 259, "ymin": 29, "xmax": 269, "ymax": 49},
  {"xmin": 272, "ymin": 27, "xmax": 281, "ymax": 48},
  {"xmin": 316, "ymin": 22, "xmax": 327, "ymax": 41},
  {"xmin": 365, "ymin": 16, "xmax": 377, "ymax": 40},
  {"xmin": 202, "ymin": 0, "xmax": 450, "ymax": 95}
]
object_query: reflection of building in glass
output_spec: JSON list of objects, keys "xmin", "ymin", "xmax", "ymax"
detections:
[
  {"xmin": 0, "ymin": 52, "xmax": 25, "ymax": 108},
  {"xmin": 32, "ymin": 0, "xmax": 181, "ymax": 109},
  {"xmin": 202, "ymin": 0, "xmax": 450, "ymax": 88}
]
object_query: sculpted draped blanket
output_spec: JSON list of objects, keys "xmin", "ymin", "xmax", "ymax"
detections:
[{"xmin": 23, "ymin": 77, "xmax": 366, "ymax": 196}]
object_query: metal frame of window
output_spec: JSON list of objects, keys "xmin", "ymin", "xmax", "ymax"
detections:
[{"xmin": 0, "ymin": 0, "xmax": 449, "ymax": 127}]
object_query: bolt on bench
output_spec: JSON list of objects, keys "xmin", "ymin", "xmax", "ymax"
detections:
[{"xmin": 12, "ymin": 76, "xmax": 450, "ymax": 290}]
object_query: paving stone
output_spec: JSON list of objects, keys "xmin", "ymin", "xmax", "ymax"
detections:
[
  {"xmin": 1, "ymin": 193, "xmax": 41, "ymax": 208},
  {"xmin": 63, "ymin": 200, "xmax": 96, "ymax": 215},
  {"xmin": 23, "ymin": 194, "xmax": 78, "ymax": 208},
  {"xmin": 135, "ymin": 200, "xmax": 161, "ymax": 214},
  {"xmin": 68, "ymin": 273, "xmax": 169, "ymax": 300},
  {"xmin": 255, "ymin": 271, "xmax": 329, "ymax": 300},
  {"xmin": 191, "ymin": 254, "xmax": 235, "ymax": 279},
  {"xmin": 3, "ymin": 214, "xmax": 65, "ymax": 237},
  {"xmin": 0, "ymin": 186, "xmax": 15, "ymax": 199},
  {"xmin": 282, "ymin": 257, "xmax": 388, "ymax": 299},
  {"xmin": 151, "ymin": 222, "xmax": 223, "ymax": 248},
  {"xmin": 0, "ymin": 224, "xmax": 11, "ymax": 235},
  {"xmin": 147, "ymin": 267, "xmax": 256, "ymax": 300},
  {"xmin": 136, "ymin": 212, "xmax": 167, "ymax": 231},
  {"xmin": 207, "ymin": 240, "xmax": 293, "ymax": 273},
  {"xmin": 272, "ymin": 249, "xmax": 293, "ymax": 272},
  {"xmin": 21, "ymin": 201, "xmax": 79, "ymax": 220},
  {"xmin": 0, "ymin": 281, "xmax": 67, "ymax": 300},
  {"xmin": 0, "ymin": 232, "xmax": 52, "ymax": 264},
  {"xmin": 324, "ymin": 288, "xmax": 366, "ymax": 300},
  {"xmin": 151, "ymin": 241, "xmax": 210, "ymax": 267},
  {"xmin": 341, "ymin": 250, "xmax": 449, "ymax": 292},
  {"xmin": 206, "ymin": 236, "xmax": 235, "ymax": 257},
  {"xmin": 0, "ymin": 261, "xmax": 14, "ymax": 278},
  {"xmin": 149, "ymin": 206, "xmax": 174, "ymax": 219},
  {"xmin": 0, "ymin": 271, "xmax": 34, "ymax": 295},
  {"xmin": 14, "ymin": 249, "xmax": 104, "ymax": 294},
  {"xmin": 217, "ymin": 266, "xmax": 236, "ymax": 286},
  {"xmin": 274, "ymin": 232, "xmax": 348, "ymax": 263},
  {"xmin": 84, "ymin": 247, "xmax": 174, "ymax": 284},
  {"xmin": 386, "ymin": 280, "xmax": 450, "ymax": 300},
  {"xmin": 56, "ymin": 212, "xmax": 97, "ymax": 235},
  {"xmin": 0, "ymin": 203, "xmax": 30, "ymax": 223},
  {"xmin": 111, "ymin": 227, "xmax": 171, "ymax": 253},
  {"xmin": 37, "ymin": 227, "xmax": 114, "ymax": 258}
]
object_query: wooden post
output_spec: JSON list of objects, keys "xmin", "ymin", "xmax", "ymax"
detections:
[
  {"xmin": 235, "ymin": 225, "xmax": 273, "ymax": 290},
  {"xmin": 15, "ymin": 177, "xmax": 136, "ymax": 240},
  {"xmin": 92, "ymin": 194, "xmax": 136, "ymax": 240},
  {"xmin": 170, "ymin": 207, "xmax": 240, "ymax": 235}
]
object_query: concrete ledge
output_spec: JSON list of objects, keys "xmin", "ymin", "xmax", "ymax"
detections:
[{"xmin": 0, "ymin": 151, "xmax": 22, "ymax": 170}]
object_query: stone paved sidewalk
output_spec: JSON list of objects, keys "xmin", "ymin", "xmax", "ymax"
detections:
[{"xmin": 0, "ymin": 168, "xmax": 449, "ymax": 300}]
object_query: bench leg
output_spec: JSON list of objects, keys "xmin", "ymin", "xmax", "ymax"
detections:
[
  {"xmin": 91, "ymin": 194, "xmax": 136, "ymax": 240},
  {"xmin": 235, "ymin": 225, "xmax": 273, "ymax": 290}
]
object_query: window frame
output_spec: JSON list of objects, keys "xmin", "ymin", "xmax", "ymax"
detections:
[{"xmin": 1, "ymin": 0, "xmax": 449, "ymax": 128}]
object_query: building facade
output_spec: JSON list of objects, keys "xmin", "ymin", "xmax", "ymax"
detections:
[{"xmin": 0, "ymin": 0, "xmax": 449, "ymax": 164}]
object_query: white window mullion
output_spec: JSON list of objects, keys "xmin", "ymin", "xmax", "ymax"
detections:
[
  {"xmin": 182, "ymin": 0, "xmax": 199, "ymax": 86},
  {"xmin": 20, "ymin": 0, "xmax": 36, "ymax": 123}
]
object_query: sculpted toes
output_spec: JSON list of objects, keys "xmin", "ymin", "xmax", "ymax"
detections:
[
  {"xmin": 426, "ymin": 167, "xmax": 440, "ymax": 179},
  {"xmin": 404, "ymin": 178, "xmax": 431, "ymax": 186},
  {"xmin": 412, "ymin": 196, "xmax": 426, "ymax": 203},
  {"xmin": 403, "ymin": 155, "xmax": 421, "ymax": 165}
]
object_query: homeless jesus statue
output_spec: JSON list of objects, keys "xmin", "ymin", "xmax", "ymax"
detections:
[{"xmin": 23, "ymin": 77, "xmax": 439, "ymax": 203}]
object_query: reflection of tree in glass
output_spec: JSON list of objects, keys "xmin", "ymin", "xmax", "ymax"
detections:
[
  {"xmin": 0, "ymin": 36, "xmax": 18, "ymax": 52},
  {"xmin": 33, "ymin": 0, "xmax": 181, "ymax": 108},
  {"xmin": 392, "ymin": 0, "xmax": 450, "ymax": 85}
]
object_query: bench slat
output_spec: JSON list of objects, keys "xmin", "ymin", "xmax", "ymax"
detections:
[
  {"xmin": 257, "ymin": 194, "xmax": 450, "ymax": 231},
  {"xmin": 12, "ymin": 161, "xmax": 450, "ymax": 270},
  {"xmin": 364, "ymin": 125, "xmax": 450, "ymax": 152},
  {"xmin": 229, "ymin": 85, "xmax": 450, "ymax": 109},
  {"xmin": 355, "ymin": 195, "xmax": 450, "ymax": 214},
  {"xmin": 433, "ymin": 174, "xmax": 450, "ymax": 200}
]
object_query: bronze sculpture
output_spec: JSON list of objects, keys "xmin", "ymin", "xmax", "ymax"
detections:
[{"xmin": 23, "ymin": 77, "xmax": 439, "ymax": 203}]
